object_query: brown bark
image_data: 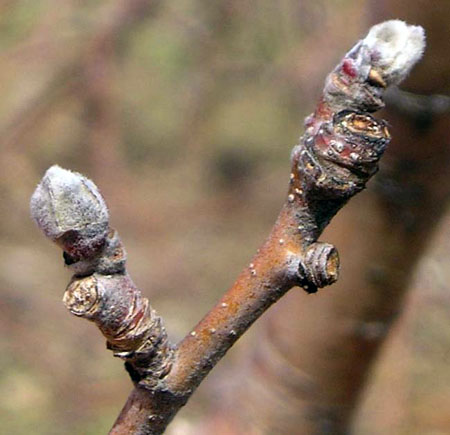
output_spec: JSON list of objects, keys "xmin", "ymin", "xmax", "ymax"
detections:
[
  {"xmin": 31, "ymin": 20, "xmax": 425, "ymax": 435},
  {"xmin": 207, "ymin": 3, "xmax": 450, "ymax": 434}
]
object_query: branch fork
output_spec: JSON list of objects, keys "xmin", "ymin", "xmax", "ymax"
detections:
[{"xmin": 30, "ymin": 20, "xmax": 425, "ymax": 434}]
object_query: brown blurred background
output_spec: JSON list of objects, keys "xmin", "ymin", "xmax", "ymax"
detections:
[{"xmin": 0, "ymin": 1, "xmax": 449, "ymax": 434}]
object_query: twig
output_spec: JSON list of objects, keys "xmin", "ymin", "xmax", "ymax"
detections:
[
  {"xmin": 30, "ymin": 20, "xmax": 425, "ymax": 434},
  {"xmin": 205, "ymin": 13, "xmax": 445, "ymax": 434}
]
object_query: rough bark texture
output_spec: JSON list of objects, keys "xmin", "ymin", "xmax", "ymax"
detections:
[
  {"xmin": 30, "ymin": 21, "xmax": 425, "ymax": 434},
  {"xmin": 204, "ymin": 4, "xmax": 450, "ymax": 434}
]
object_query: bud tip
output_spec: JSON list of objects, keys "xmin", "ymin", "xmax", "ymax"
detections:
[
  {"xmin": 30, "ymin": 165, "xmax": 109, "ymax": 260},
  {"xmin": 363, "ymin": 20, "xmax": 426, "ymax": 85}
]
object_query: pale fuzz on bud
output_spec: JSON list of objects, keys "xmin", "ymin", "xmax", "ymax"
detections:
[{"xmin": 30, "ymin": 165, "xmax": 109, "ymax": 261}]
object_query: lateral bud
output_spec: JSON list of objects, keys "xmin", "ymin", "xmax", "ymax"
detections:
[
  {"xmin": 297, "ymin": 242, "xmax": 340, "ymax": 294},
  {"xmin": 64, "ymin": 275, "xmax": 99, "ymax": 317}
]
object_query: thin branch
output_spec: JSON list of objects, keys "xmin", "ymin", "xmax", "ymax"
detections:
[
  {"xmin": 212, "ymin": 5, "xmax": 450, "ymax": 433},
  {"xmin": 30, "ymin": 20, "xmax": 425, "ymax": 434}
]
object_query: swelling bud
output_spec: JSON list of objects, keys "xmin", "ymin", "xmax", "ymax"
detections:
[{"xmin": 30, "ymin": 165, "xmax": 109, "ymax": 261}]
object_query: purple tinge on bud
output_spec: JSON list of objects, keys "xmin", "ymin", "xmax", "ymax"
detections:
[
  {"xmin": 324, "ymin": 20, "xmax": 426, "ymax": 113},
  {"xmin": 30, "ymin": 165, "xmax": 109, "ymax": 261}
]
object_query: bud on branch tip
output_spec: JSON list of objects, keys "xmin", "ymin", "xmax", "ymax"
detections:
[
  {"xmin": 28, "ymin": 21, "xmax": 427, "ymax": 434},
  {"xmin": 362, "ymin": 20, "xmax": 425, "ymax": 85},
  {"xmin": 323, "ymin": 20, "xmax": 425, "ymax": 113},
  {"xmin": 30, "ymin": 165, "xmax": 109, "ymax": 261}
]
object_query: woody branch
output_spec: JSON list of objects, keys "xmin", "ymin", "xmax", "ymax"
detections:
[{"xmin": 30, "ymin": 20, "xmax": 425, "ymax": 434}]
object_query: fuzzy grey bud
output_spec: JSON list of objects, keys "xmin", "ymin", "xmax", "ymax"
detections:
[
  {"xmin": 30, "ymin": 165, "xmax": 109, "ymax": 261},
  {"xmin": 362, "ymin": 20, "xmax": 425, "ymax": 86},
  {"xmin": 324, "ymin": 20, "xmax": 425, "ymax": 113}
]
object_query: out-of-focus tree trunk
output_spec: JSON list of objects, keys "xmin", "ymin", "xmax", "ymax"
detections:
[{"xmin": 202, "ymin": 2, "xmax": 450, "ymax": 434}]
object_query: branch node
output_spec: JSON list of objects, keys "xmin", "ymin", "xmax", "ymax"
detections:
[
  {"xmin": 30, "ymin": 19, "xmax": 427, "ymax": 434},
  {"xmin": 297, "ymin": 242, "xmax": 340, "ymax": 294},
  {"xmin": 64, "ymin": 273, "xmax": 175, "ymax": 386},
  {"xmin": 64, "ymin": 275, "xmax": 99, "ymax": 316}
]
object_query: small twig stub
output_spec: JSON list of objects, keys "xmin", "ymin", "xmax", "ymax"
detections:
[{"xmin": 30, "ymin": 20, "xmax": 425, "ymax": 435}]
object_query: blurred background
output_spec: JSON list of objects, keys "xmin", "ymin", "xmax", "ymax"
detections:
[{"xmin": 0, "ymin": 1, "xmax": 449, "ymax": 434}]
